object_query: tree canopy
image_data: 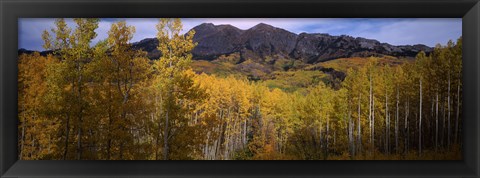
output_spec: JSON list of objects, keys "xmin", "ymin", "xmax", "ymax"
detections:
[{"xmin": 19, "ymin": 18, "xmax": 462, "ymax": 160}]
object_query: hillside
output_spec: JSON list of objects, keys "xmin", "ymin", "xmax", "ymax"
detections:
[
  {"xmin": 21, "ymin": 22, "xmax": 432, "ymax": 62},
  {"xmin": 18, "ymin": 22, "xmax": 431, "ymax": 92},
  {"xmin": 128, "ymin": 23, "xmax": 432, "ymax": 63}
]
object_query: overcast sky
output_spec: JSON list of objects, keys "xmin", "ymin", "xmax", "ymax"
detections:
[{"xmin": 19, "ymin": 18, "xmax": 462, "ymax": 51}]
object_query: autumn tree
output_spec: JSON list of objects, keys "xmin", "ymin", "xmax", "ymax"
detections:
[
  {"xmin": 40, "ymin": 18, "xmax": 100, "ymax": 159},
  {"xmin": 152, "ymin": 18, "xmax": 206, "ymax": 160},
  {"xmin": 19, "ymin": 18, "xmax": 463, "ymax": 160},
  {"xmin": 18, "ymin": 53, "xmax": 60, "ymax": 160}
]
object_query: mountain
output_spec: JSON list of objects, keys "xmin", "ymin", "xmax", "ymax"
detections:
[
  {"xmin": 190, "ymin": 23, "xmax": 243, "ymax": 60},
  {"xmin": 19, "ymin": 23, "xmax": 433, "ymax": 64},
  {"xmin": 18, "ymin": 48, "xmax": 54, "ymax": 56},
  {"xmin": 236, "ymin": 23, "xmax": 298, "ymax": 62},
  {"xmin": 18, "ymin": 23, "xmax": 435, "ymax": 91},
  {"xmin": 129, "ymin": 23, "xmax": 432, "ymax": 63}
]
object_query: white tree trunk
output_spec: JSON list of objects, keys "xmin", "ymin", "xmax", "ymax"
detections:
[
  {"xmin": 419, "ymin": 79, "xmax": 422, "ymax": 155},
  {"xmin": 163, "ymin": 109, "xmax": 169, "ymax": 160},
  {"xmin": 435, "ymin": 93, "xmax": 439, "ymax": 152},
  {"xmin": 348, "ymin": 109, "xmax": 354, "ymax": 157},
  {"xmin": 395, "ymin": 87, "xmax": 399, "ymax": 154},
  {"xmin": 358, "ymin": 94, "xmax": 362, "ymax": 154},
  {"xmin": 455, "ymin": 84, "xmax": 460, "ymax": 144},
  {"xmin": 372, "ymin": 93, "xmax": 375, "ymax": 157},
  {"xmin": 385, "ymin": 87, "xmax": 389, "ymax": 155},
  {"xmin": 244, "ymin": 119, "xmax": 247, "ymax": 148},
  {"xmin": 447, "ymin": 74, "xmax": 451, "ymax": 148},
  {"xmin": 404, "ymin": 101, "xmax": 409, "ymax": 155},
  {"xmin": 369, "ymin": 75, "xmax": 373, "ymax": 150}
]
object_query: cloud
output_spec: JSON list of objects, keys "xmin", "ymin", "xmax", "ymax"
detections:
[
  {"xmin": 353, "ymin": 18, "xmax": 462, "ymax": 46},
  {"xmin": 19, "ymin": 18, "xmax": 103, "ymax": 51},
  {"xmin": 125, "ymin": 18, "xmax": 158, "ymax": 42},
  {"xmin": 19, "ymin": 18, "xmax": 56, "ymax": 50},
  {"xmin": 19, "ymin": 18, "xmax": 461, "ymax": 51}
]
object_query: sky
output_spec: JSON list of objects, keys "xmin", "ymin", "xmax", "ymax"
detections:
[{"xmin": 19, "ymin": 18, "xmax": 462, "ymax": 51}]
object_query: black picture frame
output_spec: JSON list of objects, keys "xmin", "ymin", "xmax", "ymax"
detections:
[{"xmin": 1, "ymin": 0, "xmax": 479, "ymax": 177}]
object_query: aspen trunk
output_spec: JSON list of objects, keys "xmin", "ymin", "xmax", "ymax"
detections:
[
  {"xmin": 455, "ymin": 84, "xmax": 460, "ymax": 144},
  {"xmin": 155, "ymin": 115, "xmax": 161, "ymax": 160},
  {"xmin": 162, "ymin": 51, "xmax": 175, "ymax": 161},
  {"xmin": 163, "ymin": 109, "xmax": 169, "ymax": 160},
  {"xmin": 63, "ymin": 115, "xmax": 70, "ymax": 160},
  {"xmin": 334, "ymin": 129, "xmax": 337, "ymax": 154},
  {"xmin": 369, "ymin": 75, "xmax": 373, "ymax": 153},
  {"xmin": 372, "ymin": 93, "xmax": 375, "ymax": 157},
  {"xmin": 404, "ymin": 100, "xmax": 409, "ymax": 155},
  {"xmin": 419, "ymin": 79, "xmax": 422, "ymax": 155},
  {"xmin": 447, "ymin": 74, "xmax": 451, "ymax": 148},
  {"xmin": 224, "ymin": 108, "xmax": 231, "ymax": 160},
  {"xmin": 435, "ymin": 93, "xmax": 439, "ymax": 152},
  {"xmin": 430, "ymin": 96, "xmax": 434, "ymax": 148},
  {"xmin": 348, "ymin": 110, "xmax": 354, "ymax": 157},
  {"xmin": 77, "ymin": 119, "xmax": 82, "ymax": 160},
  {"xmin": 216, "ymin": 110, "xmax": 225, "ymax": 159},
  {"xmin": 441, "ymin": 99, "xmax": 445, "ymax": 147},
  {"xmin": 155, "ymin": 95, "xmax": 163, "ymax": 160},
  {"xmin": 76, "ymin": 63, "xmax": 84, "ymax": 160},
  {"xmin": 20, "ymin": 117, "xmax": 26, "ymax": 159},
  {"xmin": 325, "ymin": 119, "xmax": 329, "ymax": 159},
  {"xmin": 388, "ymin": 113, "xmax": 390, "ymax": 154},
  {"xmin": 319, "ymin": 120, "xmax": 323, "ymax": 156},
  {"xmin": 243, "ymin": 118, "xmax": 247, "ymax": 148},
  {"xmin": 204, "ymin": 131, "xmax": 210, "ymax": 159},
  {"xmin": 358, "ymin": 93, "xmax": 362, "ymax": 154},
  {"xmin": 107, "ymin": 114, "xmax": 113, "ymax": 160},
  {"xmin": 385, "ymin": 87, "xmax": 389, "ymax": 155},
  {"xmin": 395, "ymin": 87, "xmax": 399, "ymax": 154}
]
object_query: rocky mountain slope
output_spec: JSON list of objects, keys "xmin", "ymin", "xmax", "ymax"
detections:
[
  {"xmin": 131, "ymin": 23, "xmax": 432, "ymax": 63},
  {"xmin": 18, "ymin": 23, "xmax": 435, "ymax": 91},
  {"xmin": 19, "ymin": 22, "xmax": 432, "ymax": 64}
]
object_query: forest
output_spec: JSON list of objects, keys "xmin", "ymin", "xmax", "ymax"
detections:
[{"xmin": 18, "ymin": 18, "xmax": 462, "ymax": 160}]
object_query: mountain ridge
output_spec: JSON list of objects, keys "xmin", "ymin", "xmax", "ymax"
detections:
[
  {"xmin": 130, "ymin": 22, "xmax": 434, "ymax": 63},
  {"xmin": 19, "ymin": 22, "xmax": 433, "ymax": 64}
]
